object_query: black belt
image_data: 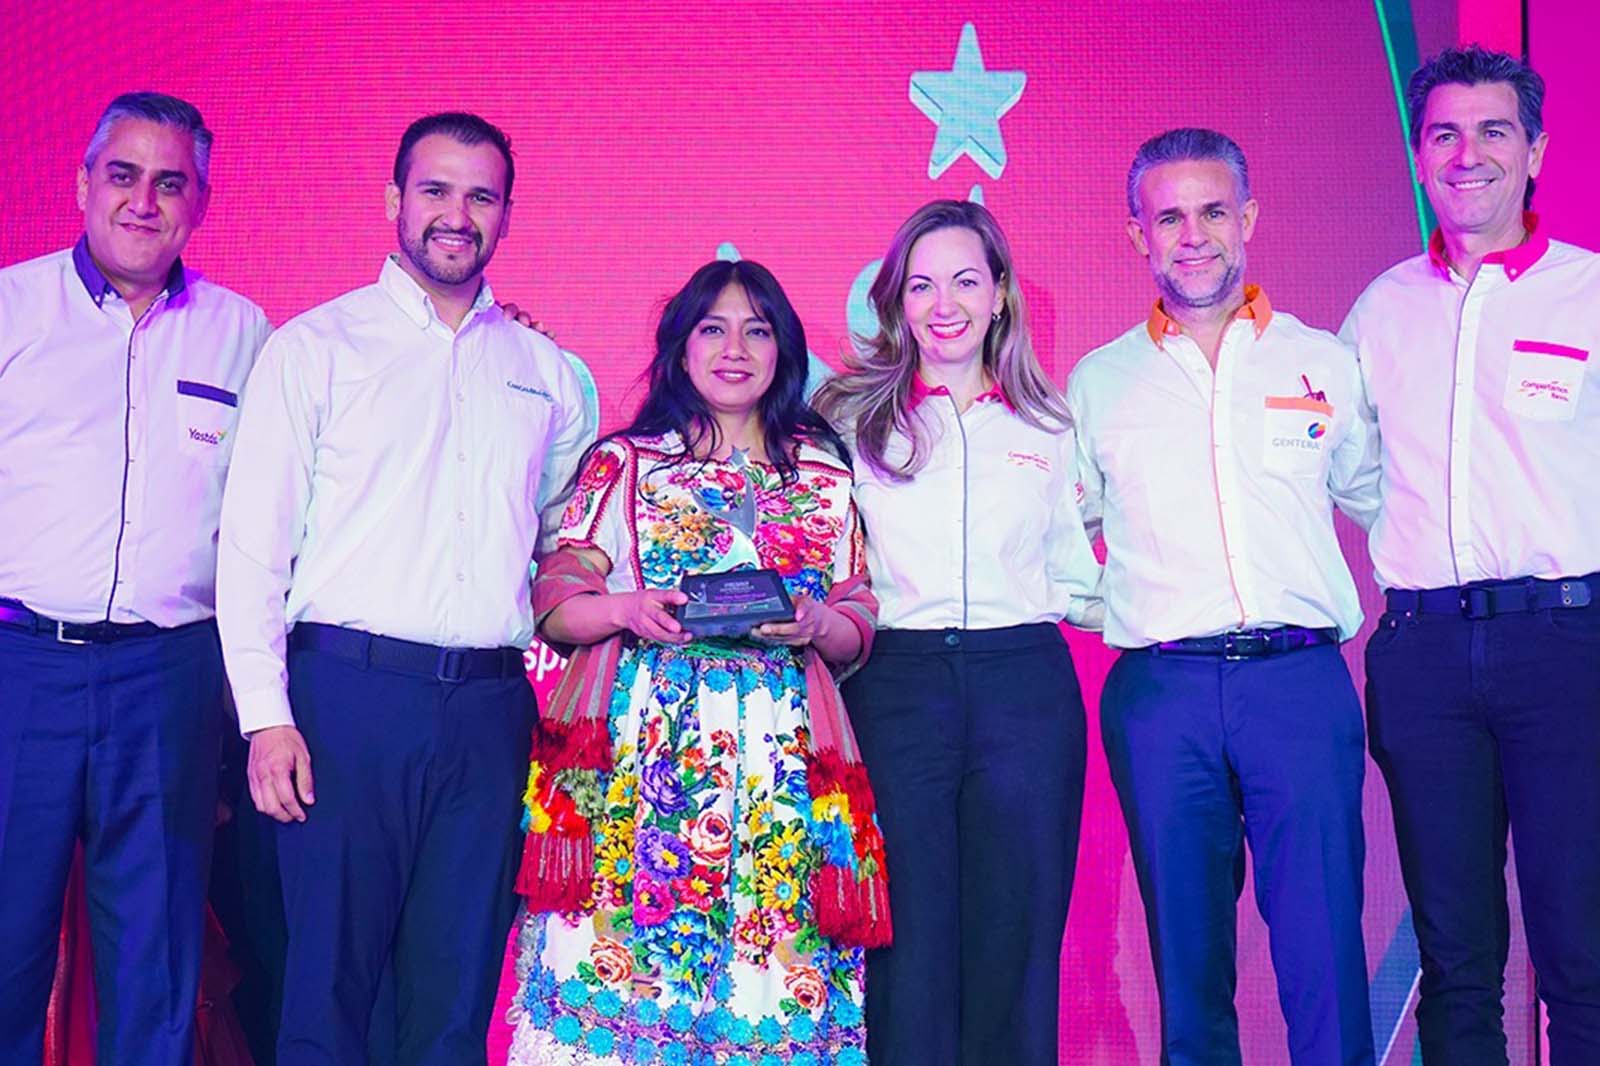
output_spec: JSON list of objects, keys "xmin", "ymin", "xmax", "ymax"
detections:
[
  {"xmin": 1145, "ymin": 626, "xmax": 1340, "ymax": 660},
  {"xmin": 1385, "ymin": 573, "xmax": 1596, "ymax": 621},
  {"xmin": 289, "ymin": 622, "xmax": 525, "ymax": 683},
  {"xmin": 0, "ymin": 598, "xmax": 178, "ymax": 644}
]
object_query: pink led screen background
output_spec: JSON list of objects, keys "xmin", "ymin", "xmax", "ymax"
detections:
[{"xmin": 5, "ymin": 0, "xmax": 1593, "ymax": 1060}]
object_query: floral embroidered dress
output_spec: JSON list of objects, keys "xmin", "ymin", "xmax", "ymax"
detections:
[{"xmin": 506, "ymin": 432, "xmax": 869, "ymax": 1066}]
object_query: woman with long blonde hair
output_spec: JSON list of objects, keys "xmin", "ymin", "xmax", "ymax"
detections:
[{"xmin": 814, "ymin": 199, "xmax": 1100, "ymax": 1066}]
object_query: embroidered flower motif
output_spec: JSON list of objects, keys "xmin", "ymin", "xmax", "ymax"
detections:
[
  {"xmin": 686, "ymin": 809, "xmax": 732, "ymax": 866},
  {"xmin": 590, "ymin": 937, "xmax": 634, "ymax": 986},
  {"xmin": 580, "ymin": 448, "xmax": 622, "ymax": 489},
  {"xmin": 640, "ymin": 759, "xmax": 687, "ymax": 816},
  {"xmin": 732, "ymin": 908, "xmax": 777, "ymax": 964},
  {"xmin": 784, "ymin": 965, "xmax": 828, "ymax": 1011},
  {"xmin": 637, "ymin": 826, "xmax": 693, "ymax": 880},
  {"xmin": 633, "ymin": 874, "xmax": 674, "ymax": 927},
  {"xmin": 758, "ymin": 823, "xmax": 807, "ymax": 871}
]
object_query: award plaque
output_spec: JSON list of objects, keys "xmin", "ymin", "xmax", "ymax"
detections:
[{"xmin": 678, "ymin": 568, "xmax": 795, "ymax": 638}]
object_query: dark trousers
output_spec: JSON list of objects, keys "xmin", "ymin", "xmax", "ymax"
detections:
[
  {"xmin": 275, "ymin": 635, "xmax": 536, "ymax": 1066},
  {"xmin": 0, "ymin": 621, "xmax": 224, "ymax": 1066},
  {"xmin": 842, "ymin": 623, "xmax": 1086, "ymax": 1066},
  {"xmin": 1366, "ymin": 602, "xmax": 1600, "ymax": 1065},
  {"xmin": 1101, "ymin": 644, "xmax": 1374, "ymax": 1066}
]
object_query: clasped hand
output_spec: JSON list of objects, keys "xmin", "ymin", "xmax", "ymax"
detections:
[{"xmin": 752, "ymin": 593, "xmax": 832, "ymax": 646}]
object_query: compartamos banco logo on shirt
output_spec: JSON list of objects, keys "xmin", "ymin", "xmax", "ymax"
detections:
[{"xmin": 507, "ymin": 380, "xmax": 554, "ymax": 401}]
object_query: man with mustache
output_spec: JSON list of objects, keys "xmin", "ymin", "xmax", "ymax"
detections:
[
  {"xmin": 1341, "ymin": 46, "xmax": 1600, "ymax": 1064},
  {"xmin": 1066, "ymin": 128, "xmax": 1380, "ymax": 1064},
  {"xmin": 216, "ymin": 111, "xmax": 595, "ymax": 1065},
  {"xmin": 0, "ymin": 91, "xmax": 271, "ymax": 1065}
]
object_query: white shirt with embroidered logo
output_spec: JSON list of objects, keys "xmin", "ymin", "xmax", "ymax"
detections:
[
  {"xmin": 1067, "ymin": 287, "xmax": 1381, "ymax": 649},
  {"xmin": 1339, "ymin": 218, "xmax": 1600, "ymax": 591},
  {"xmin": 848, "ymin": 378, "xmax": 1102, "ymax": 631},
  {"xmin": 0, "ymin": 239, "xmax": 270, "ymax": 626},
  {"xmin": 217, "ymin": 256, "xmax": 597, "ymax": 735}
]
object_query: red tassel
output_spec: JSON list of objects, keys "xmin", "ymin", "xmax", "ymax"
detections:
[
  {"xmin": 811, "ymin": 864, "xmax": 893, "ymax": 949},
  {"xmin": 516, "ymin": 830, "xmax": 595, "ymax": 913}
]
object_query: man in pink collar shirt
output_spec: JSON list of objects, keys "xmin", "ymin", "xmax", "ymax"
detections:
[
  {"xmin": 0, "ymin": 92, "xmax": 270, "ymax": 1065},
  {"xmin": 1341, "ymin": 46, "xmax": 1600, "ymax": 1064}
]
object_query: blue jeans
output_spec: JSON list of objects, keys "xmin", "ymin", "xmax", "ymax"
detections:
[{"xmin": 1367, "ymin": 599, "xmax": 1600, "ymax": 1065}]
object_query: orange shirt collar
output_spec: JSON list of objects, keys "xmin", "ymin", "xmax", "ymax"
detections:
[
  {"xmin": 1427, "ymin": 211, "xmax": 1549, "ymax": 282},
  {"xmin": 1145, "ymin": 284, "xmax": 1273, "ymax": 348},
  {"xmin": 908, "ymin": 372, "xmax": 1014, "ymax": 412}
]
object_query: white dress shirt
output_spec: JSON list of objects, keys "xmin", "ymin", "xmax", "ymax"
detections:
[
  {"xmin": 0, "ymin": 240, "xmax": 270, "ymax": 625},
  {"xmin": 1068, "ymin": 288, "xmax": 1381, "ymax": 648},
  {"xmin": 217, "ymin": 257, "xmax": 596, "ymax": 734},
  {"xmin": 849, "ymin": 378, "xmax": 1102, "ymax": 631},
  {"xmin": 1340, "ymin": 219, "xmax": 1600, "ymax": 590}
]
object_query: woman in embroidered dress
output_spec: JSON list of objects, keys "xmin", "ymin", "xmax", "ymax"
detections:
[
  {"xmin": 813, "ymin": 200, "xmax": 1101, "ymax": 1066},
  {"xmin": 502, "ymin": 260, "xmax": 890, "ymax": 1066}
]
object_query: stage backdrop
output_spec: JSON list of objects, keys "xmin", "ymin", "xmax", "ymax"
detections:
[{"xmin": 6, "ymin": 0, "xmax": 1576, "ymax": 1061}]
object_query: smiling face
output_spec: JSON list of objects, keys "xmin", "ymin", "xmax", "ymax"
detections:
[
  {"xmin": 76, "ymin": 117, "xmax": 208, "ymax": 299},
  {"xmin": 1415, "ymin": 80, "xmax": 1547, "ymax": 246},
  {"xmin": 900, "ymin": 225, "xmax": 1004, "ymax": 370},
  {"xmin": 683, "ymin": 282, "xmax": 779, "ymax": 427},
  {"xmin": 386, "ymin": 133, "xmax": 511, "ymax": 293},
  {"xmin": 1127, "ymin": 158, "xmax": 1257, "ymax": 311}
]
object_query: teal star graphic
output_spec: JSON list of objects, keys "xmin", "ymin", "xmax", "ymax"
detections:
[{"xmin": 909, "ymin": 23, "xmax": 1025, "ymax": 180}]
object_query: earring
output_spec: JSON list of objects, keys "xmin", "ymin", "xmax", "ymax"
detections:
[{"xmin": 991, "ymin": 310, "xmax": 1002, "ymax": 323}]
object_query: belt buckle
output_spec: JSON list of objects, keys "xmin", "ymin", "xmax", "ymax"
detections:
[
  {"xmin": 56, "ymin": 620, "xmax": 91, "ymax": 646},
  {"xmin": 1459, "ymin": 587, "xmax": 1493, "ymax": 620},
  {"xmin": 1223, "ymin": 632, "xmax": 1267, "ymax": 660},
  {"xmin": 435, "ymin": 647, "xmax": 468, "ymax": 683}
]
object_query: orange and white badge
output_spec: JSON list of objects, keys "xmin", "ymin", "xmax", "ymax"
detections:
[
  {"xmin": 1262, "ymin": 395, "xmax": 1333, "ymax": 477},
  {"xmin": 1504, "ymin": 339, "xmax": 1588, "ymax": 422}
]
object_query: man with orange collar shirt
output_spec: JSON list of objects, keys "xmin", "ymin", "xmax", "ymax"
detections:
[
  {"xmin": 1067, "ymin": 128, "xmax": 1381, "ymax": 1065},
  {"xmin": 1341, "ymin": 46, "xmax": 1600, "ymax": 1064}
]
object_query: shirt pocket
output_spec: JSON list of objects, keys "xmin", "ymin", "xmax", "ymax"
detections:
[
  {"xmin": 1261, "ymin": 395, "xmax": 1333, "ymax": 479},
  {"xmin": 1503, "ymin": 339, "xmax": 1588, "ymax": 422},
  {"xmin": 175, "ymin": 379, "xmax": 239, "ymax": 464}
]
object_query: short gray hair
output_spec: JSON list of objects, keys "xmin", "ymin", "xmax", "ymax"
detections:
[
  {"xmin": 1126, "ymin": 128, "xmax": 1250, "ymax": 218},
  {"xmin": 83, "ymin": 91, "xmax": 213, "ymax": 186}
]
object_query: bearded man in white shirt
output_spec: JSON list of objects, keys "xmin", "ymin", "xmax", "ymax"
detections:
[
  {"xmin": 1341, "ymin": 46, "xmax": 1600, "ymax": 1065},
  {"xmin": 216, "ymin": 111, "xmax": 595, "ymax": 1066},
  {"xmin": 0, "ymin": 92, "xmax": 271, "ymax": 1065},
  {"xmin": 1067, "ymin": 128, "xmax": 1381, "ymax": 1066}
]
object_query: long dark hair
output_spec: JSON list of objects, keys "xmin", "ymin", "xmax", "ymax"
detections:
[{"xmin": 589, "ymin": 259, "xmax": 848, "ymax": 483}]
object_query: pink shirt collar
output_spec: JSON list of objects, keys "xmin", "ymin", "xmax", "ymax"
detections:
[
  {"xmin": 1428, "ymin": 211, "xmax": 1550, "ymax": 282},
  {"xmin": 908, "ymin": 372, "xmax": 1014, "ymax": 412}
]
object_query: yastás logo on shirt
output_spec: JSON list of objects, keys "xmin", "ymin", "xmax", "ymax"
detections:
[{"xmin": 187, "ymin": 426, "xmax": 228, "ymax": 446}]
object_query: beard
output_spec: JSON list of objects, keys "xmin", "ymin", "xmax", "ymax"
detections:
[
  {"xmin": 397, "ymin": 220, "xmax": 486, "ymax": 286},
  {"xmin": 1154, "ymin": 254, "xmax": 1244, "ymax": 311}
]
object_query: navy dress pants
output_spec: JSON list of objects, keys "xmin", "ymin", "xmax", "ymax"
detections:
[
  {"xmin": 274, "ymin": 635, "xmax": 536, "ymax": 1066},
  {"xmin": 1100, "ymin": 644, "xmax": 1374, "ymax": 1066},
  {"xmin": 842, "ymin": 623, "xmax": 1086, "ymax": 1066},
  {"xmin": 0, "ymin": 621, "xmax": 224, "ymax": 1066},
  {"xmin": 1366, "ymin": 601, "xmax": 1600, "ymax": 1065}
]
